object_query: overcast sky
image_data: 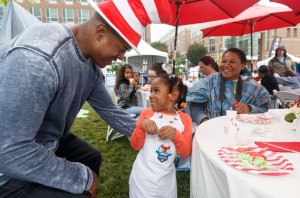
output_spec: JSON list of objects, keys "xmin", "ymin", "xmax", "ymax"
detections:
[{"xmin": 150, "ymin": 24, "xmax": 174, "ymax": 42}]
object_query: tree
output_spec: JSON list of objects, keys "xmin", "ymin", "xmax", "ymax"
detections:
[
  {"xmin": 1, "ymin": 0, "xmax": 9, "ymax": 5},
  {"xmin": 176, "ymin": 52, "xmax": 185, "ymax": 65},
  {"xmin": 151, "ymin": 41, "xmax": 168, "ymax": 53},
  {"xmin": 107, "ymin": 62, "xmax": 122, "ymax": 76},
  {"xmin": 1, "ymin": 0, "xmax": 35, "ymax": 6},
  {"xmin": 186, "ymin": 43, "xmax": 207, "ymax": 66}
]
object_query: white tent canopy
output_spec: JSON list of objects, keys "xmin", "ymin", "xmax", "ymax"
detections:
[
  {"xmin": 257, "ymin": 53, "xmax": 300, "ymax": 67},
  {"xmin": 125, "ymin": 39, "xmax": 168, "ymax": 58},
  {"xmin": 125, "ymin": 39, "xmax": 169, "ymax": 72},
  {"xmin": 0, "ymin": 1, "xmax": 41, "ymax": 46}
]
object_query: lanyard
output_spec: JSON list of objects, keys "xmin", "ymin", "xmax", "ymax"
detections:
[{"xmin": 219, "ymin": 75, "xmax": 243, "ymax": 115}]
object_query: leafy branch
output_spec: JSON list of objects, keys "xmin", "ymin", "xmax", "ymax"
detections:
[{"xmin": 1, "ymin": 0, "xmax": 36, "ymax": 6}]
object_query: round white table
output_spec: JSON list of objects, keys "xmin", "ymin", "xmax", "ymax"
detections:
[{"xmin": 190, "ymin": 113, "xmax": 300, "ymax": 198}]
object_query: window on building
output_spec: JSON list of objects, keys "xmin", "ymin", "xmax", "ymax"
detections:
[
  {"xmin": 29, "ymin": 7, "xmax": 42, "ymax": 21},
  {"xmin": 264, "ymin": 31, "xmax": 269, "ymax": 51},
  {"xmin": 46, "ymin": 8, "xmax": 58, "ymax": 22},
  {"xmin": 209, "ymin": 38, "xmax": 216, "ymax": 52},
  {"xmin": 65, "ymin": 0, "xmax": 73, "ymax": 2},
  {"xmin": 242, "ymin": 40, "xmax": 248, "ymax": 55},
  {"xmin": 287, "ymin": 28, "xmax": 291, "ymax": 37},
  {"xmin": 62, "ymin": 8, "xmax": 74, "ymax": 23},
  {"xmin": 78, "ymin": 9, "xmax": 89, "ymax": 22},
  {"xmin": 294, "ymin": 28, "xmax": 298, "ymax": 37},
  {"xmin": 78, "ymin": 0, "xmax": 87, "ymax": 2},
  {"xmin": 238, "ymin": 40, "xmax": 243, "ymax": 50}
]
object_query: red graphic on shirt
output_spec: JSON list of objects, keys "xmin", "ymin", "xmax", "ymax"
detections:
[{"xmin": 161, "ymin": 145, "xmax": 170, "ymax": 154}]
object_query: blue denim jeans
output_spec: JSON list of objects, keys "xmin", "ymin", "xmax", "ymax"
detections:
[
  {"xmin": 0, "ymin": 133, "xmax": 101, "ymax": 198},
  {"xmin": 125, "ymin": 106, "xmax": 143, "ymax": 117},
  {"xmin": 0, "ymin": 179, "xmax": 91, "ymax": 198}
]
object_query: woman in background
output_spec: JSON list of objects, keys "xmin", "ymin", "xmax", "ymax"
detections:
[
  {"xmin": 268, "ymin": 46, "xmax": 295, "ymax": 76},
  {"xmin": 198, "ymin": 56, "xmax": 219, "ymax": 77},
  {"xmin": 147, "ymin": 63, "xmax": 167, "ymax": 84}
]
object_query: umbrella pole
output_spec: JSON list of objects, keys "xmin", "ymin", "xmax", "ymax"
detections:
[
  {"xmin": 172, "ymin": 0, "xmax": 181, "ymax": 75},
  {"xmin": 173, "ymin": 25, "xmax": 178, "ymax": 75},
  {"xmin": 250, "ymin": 19, "xmax": 253, "ymax": 72}
]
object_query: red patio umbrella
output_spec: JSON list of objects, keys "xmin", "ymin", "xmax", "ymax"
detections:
[
  {"xmin": 200, "ymin": 3, "xmax": 300, "ymax": 71},
  {"xmin": 167, "ymin": 0, "xmax": 260, "ymax": 74},
  {"xmin": 270, "ymin": 0, "xmax": 300, "ymax": 15}
]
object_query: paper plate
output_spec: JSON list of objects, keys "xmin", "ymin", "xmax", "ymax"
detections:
[
  {"xmin": 237, "ymin": 114, "xmax": 272, "ymax": 124},
  {"xmin": 218, "ymin": 146, "xmax": 293, "ymax": 176}
]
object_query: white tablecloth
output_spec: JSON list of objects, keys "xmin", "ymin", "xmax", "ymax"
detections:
[
  {"xmin": 190, "ymin": 113, "xmax": 300, "ymax": 198},
  {"xmin": 136, "ymin": 90, "xmax": 150, "ymax": 108}
]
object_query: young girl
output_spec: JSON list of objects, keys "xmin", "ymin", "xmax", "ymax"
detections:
[
  {"xmin": 114, "ymin": 64, "xmax": 143, "ymax": 116},
  {"xmin": 129, "ymin": 74, "xmax": 192, "ymax": 198},
  {"xmin": 133, "ymin": 72, "xmax": 140, "ymax": 85}
]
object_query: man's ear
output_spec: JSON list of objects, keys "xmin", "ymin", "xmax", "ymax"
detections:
[{"xmin": 95, "ymin": 23, "xmax": 108, "ymax": 41}]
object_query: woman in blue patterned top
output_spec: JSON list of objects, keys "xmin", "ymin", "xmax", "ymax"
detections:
[{"xmin": 186, "ymin": 48, "xmax": 271, "ymax": 125}]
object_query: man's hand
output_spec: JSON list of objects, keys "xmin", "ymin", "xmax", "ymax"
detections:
[
  {"xmin": 87, "ymin": 171, "xmax": 98, "ymax": 198},
  {"xmin": 233, "ymin": 102, "xmax": 251, "ymax": 114},
  {"xmin": 141, "ymin": 119, "xmax": 158, "ymax": 135}
]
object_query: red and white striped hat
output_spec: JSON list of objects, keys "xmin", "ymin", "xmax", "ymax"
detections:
[{"xmin": 87, "ymin": 0, "xmax": 173, "ymax": 54}]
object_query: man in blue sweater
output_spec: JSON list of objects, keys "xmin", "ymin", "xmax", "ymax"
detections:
[{"xmin": 0, "ymin": 0, "xmax": 172, "ymax": 197}]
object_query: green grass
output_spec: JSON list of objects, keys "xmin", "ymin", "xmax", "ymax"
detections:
[{"xmin": 72, "ymin": 103, "xmax": 190, "ymax": 198}]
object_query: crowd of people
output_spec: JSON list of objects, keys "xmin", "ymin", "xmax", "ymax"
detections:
[
  {"xmin": 258, "ymin": 46, "xmax": 300, "ymax": 93},
  {"xmin": 1, "ymin": 0, "xmax": 299, "ymax": 197}
]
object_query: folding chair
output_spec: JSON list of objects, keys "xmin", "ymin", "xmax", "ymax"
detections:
[
  {"xmin": 274, "ymin": 91, "xmax": 300, "ymax": 108},
  {"xmin": 175, "ymin": 155, "xmax": 191, "ymax": 171}
]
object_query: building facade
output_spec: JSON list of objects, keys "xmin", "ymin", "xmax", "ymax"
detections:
[
  {"xmin": 18, "ymin": 0, "xmax": 102, "ymax": 24},
  {"xmin": 157, "ymin": 23, "xmax": 300, "ymax": 69},
  {"xmin": 1, "ymin": 0, "xmax": 300, "ymax": 70}
]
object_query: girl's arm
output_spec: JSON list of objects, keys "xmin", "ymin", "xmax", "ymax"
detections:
[
  {"xmin": 118, "ymin": 83, "xmax": 135, "ymax": 100},
  {"xmin": 173, "ymin": 113, "xmax": 192, "ymax": 158}
]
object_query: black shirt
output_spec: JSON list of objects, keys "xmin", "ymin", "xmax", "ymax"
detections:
[{"xmin": 261, "ymin": 74, "xmax": 279, "ymax": 95}]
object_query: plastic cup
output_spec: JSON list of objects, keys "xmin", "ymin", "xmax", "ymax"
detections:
[
  {"xmin": 226, "ymin": 110, "xmax": 237, "ymax": 123},
  {"xmin": 235, "ymin": 128, "xmax": 252, "ymax": 145}
]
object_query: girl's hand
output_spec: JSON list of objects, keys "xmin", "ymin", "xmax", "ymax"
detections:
[
  {"xmin": 136, "ymin": 85, "xmax": 141, "ymax": 90},
  {"xmin": 129, "ymin": 78, "xmax": 137, "ymax": 85},
  {"xmin": 142, "ymin": 119, "xmax": 158, "ymax": 135},
  {"xmin": 158, "ymin": 126, "xmax": 176, "ymax": 140}
]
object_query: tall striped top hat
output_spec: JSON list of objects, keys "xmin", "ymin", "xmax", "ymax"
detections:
[{"xmin": 87, "ymin": 0, "xmax": 173, "ymax": 54}]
